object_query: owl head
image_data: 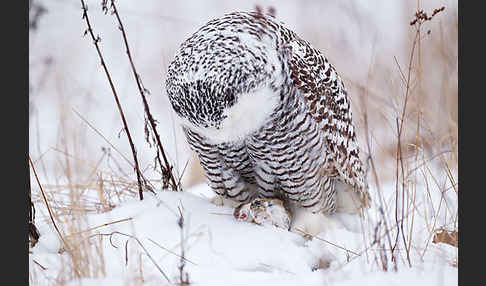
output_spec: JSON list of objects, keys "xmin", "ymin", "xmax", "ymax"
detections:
[{"xmin": 165, "ymin": 12, "xmax": 287, "ymax": 143}]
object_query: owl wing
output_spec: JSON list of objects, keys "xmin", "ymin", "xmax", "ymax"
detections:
[{"xmin": 283, "ymin": 37, "xmax": 370, "ymax": 207}]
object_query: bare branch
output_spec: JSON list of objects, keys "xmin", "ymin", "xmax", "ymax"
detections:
[
  {"xmin": 29, "ymin": 156, "xmax": 70, "ymax": 251},
  {"xmin": 106, "ymin": 0, "xmax": 179, "ymax": 191},
  {"xmin": 79, "ymin": 0, "xmax": 144, "ymax": 200}
]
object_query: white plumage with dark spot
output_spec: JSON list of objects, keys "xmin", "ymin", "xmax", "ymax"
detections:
[{"xmin": 165, "ymin": 11, "xmax": 370, "ymax": 229}]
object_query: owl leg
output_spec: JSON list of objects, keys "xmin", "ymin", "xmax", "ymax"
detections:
[
  {"xmin": 196, "ymin": 151, "xmax": 253, "ymax": 205},
  {"xmin": 289, "ymin": 207, "xmax": 342, "ymax": 236},
  {"xmin": 289, "ymin": 179, "xmax": 365, "ymax": 236},
  {"xmin": 184, "ymin": 128, "xmax": 254, "ymax": 205},
  {"xmin": 286, "ymin": 177, "xmax": 342, "ymax": 236}
]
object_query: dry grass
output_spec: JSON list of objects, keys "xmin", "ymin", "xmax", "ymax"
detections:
[{"xmin": 349, "ymin": 3, "xmax": 457, "ymax": 271}]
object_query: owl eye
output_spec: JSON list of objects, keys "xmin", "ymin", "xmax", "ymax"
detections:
[{"xmin": 240, "ymin": 213, "xmax": 248, "ymax": 220}]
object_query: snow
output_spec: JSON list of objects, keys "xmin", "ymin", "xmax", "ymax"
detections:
[{"xmin": 30, "ymin": 183, "xmax": 457, "ymax": 285}]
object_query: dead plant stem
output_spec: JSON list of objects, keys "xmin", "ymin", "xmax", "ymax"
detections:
[
  {"xmin": 80, "ymin": 0, "xmax": 144, "ymax": 200},
  {"xmin": 105, "ymin": 0, "xmax": 178, "ymax": 191},
  {"xmin": 29, "ymin": 156, "xmax": 70, "ymax": 251}
]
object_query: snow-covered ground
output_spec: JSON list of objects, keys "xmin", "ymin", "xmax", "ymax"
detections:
[{"xmin": 30, "ymin": 180, "xmax": 457, "ymax": 285}]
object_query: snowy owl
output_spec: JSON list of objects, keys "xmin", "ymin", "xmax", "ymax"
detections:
[{"xmin": 165, "ymin": 11, "xmax": 370, "ymax": 230}]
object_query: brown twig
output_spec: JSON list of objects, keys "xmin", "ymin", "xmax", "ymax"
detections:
[
  {"xmin": 29, "ymin": 156, "xmax": 70, "ymax": 251},
  {"xmin": 391, "ymin": 4, "xmax": 445, "ymax": 267},
  {"xmin": 29, "ymin": 182, "xmax": 40, "ymax": 248},
  {"xmin": 409, "ymin": 6, "xmax": 445, "ymax": 26},
  {"xmin": 392, "ymin": 8, "xmax": 421, "ymax": 268},
  {"xmin": 294, "ymin": 228, "xmax": 360, "ymax": 257},
  {"xmin": 103, "ymin": 0, "xmax": 179, "ymax": 192},
  {"xmin": 67, "ymin": 217, "xmax": 133, "ymax": 237},
  {"xmin": 362, "ymin": 96, "xmax": 398, "ymax": 272},
  {"xmin": 80, "ymin": 0, "xmax": 144, "ymax": 200},
  {"xmin": 32, "ymin": 259, "xmax": 48, "ymax": 271}
]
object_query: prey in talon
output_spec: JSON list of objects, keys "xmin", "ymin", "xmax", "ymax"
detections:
[{"xmin": 234, "ymin": 198, "xmax": 291, "ymax": 230}]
